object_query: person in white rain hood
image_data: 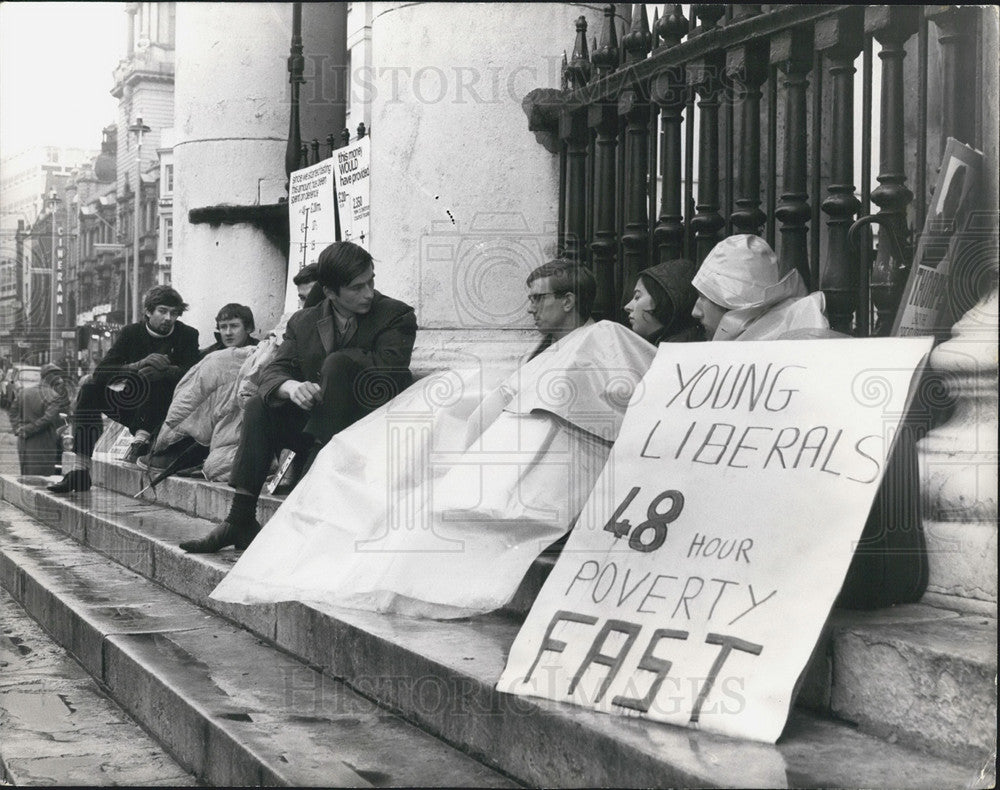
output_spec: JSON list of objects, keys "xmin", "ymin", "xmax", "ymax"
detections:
[{"xmin": 691, "ymin": 234, "xmax": 833, "ymax": 341}]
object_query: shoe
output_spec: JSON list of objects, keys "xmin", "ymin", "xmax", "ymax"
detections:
[
  {"xmin": 47, "ymin": 469, "xmax": 92, "ymax": 493},
  {"xmin": 179, "ymin": 518, "xmax": 261, "ymax": 554},
  {"xmin": 300, "ymin": 441, "xmax": 324, "ymax": 479},
  {"xmin": 122, "ymin": 439, "xmax": 151, "ymax": 464}
]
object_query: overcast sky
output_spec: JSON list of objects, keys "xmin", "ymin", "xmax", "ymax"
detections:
[{"xmin": 0, "ymin": 2, "xmax": 125, "ymax": 154}]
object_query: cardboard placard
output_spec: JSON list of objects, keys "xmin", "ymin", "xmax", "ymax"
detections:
[
  {"xmin": 285, "ymin": 157, "xmax": 337, "ymax": 312},
  {"xmin": 333, "ymin": 135, "xmax": 371, "ymax": 251},
  {"xmin": 497, "ymin": 337, "xmax": 932, "ymax": 743},
  {"xmin": 892, "ymin": 137, "xmax": 983, "ymax": 337}
]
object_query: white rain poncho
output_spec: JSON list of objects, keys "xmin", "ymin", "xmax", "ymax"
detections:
[
  {"xmin": 211, "ymin": 320, "xmax": 657, "ymax": 619},
  {"xmin": 693, "ymin": 234, "xmax": 831, "ymax": 340}
]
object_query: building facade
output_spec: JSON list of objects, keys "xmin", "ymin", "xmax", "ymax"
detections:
[
  {"xmin": 0, "ymin": 145, "xmax": 97, "ymax": 362},
  {"xmin": 109, "ymin": 0, "xmax": 175, "ymax": 324}
]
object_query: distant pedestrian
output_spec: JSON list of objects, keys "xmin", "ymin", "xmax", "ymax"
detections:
[{"xmin": 10, "ymin": 363, "xmax": 70, "ymax": 475}]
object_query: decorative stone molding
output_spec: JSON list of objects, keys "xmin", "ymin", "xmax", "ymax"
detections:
[{"xmin": 919, "ymin": 285, "xmax": 999, "ymax": 614}]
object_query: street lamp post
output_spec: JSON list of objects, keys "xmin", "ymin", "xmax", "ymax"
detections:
[
  {"xmin": 128, "ymin": 117, "xmax": 151, "ymax": 324},
  {"xmin": 46, "ymin": 190, "xmax": 62, "ymax": 363}
]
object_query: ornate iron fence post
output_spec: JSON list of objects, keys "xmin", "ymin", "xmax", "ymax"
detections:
[
  {"xmin": 866, "ymin": 6, "xmax": 920, "ymax": 334},
  {"xmin": 772, "ymin": 25, "xmax": 815, "ymax": 286},
  {"xmin": 818, "ymin": 10, "xmax": 864, "ymax": 334}
]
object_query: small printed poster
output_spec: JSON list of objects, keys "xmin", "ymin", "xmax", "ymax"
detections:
[
  {"xmin": 333, "ymin": 135, "xmax": 371, "ymax": 251},
  {"xmin": 285, "ymin": 157, "xmax": 337, "ymax": 313},
  {"xmin": 497, "ymin": 337, "xmax": 932, "ymax": 743},
  {"xmin": 892, "ymin": 137, "xmax": 983, "ymax": 337}
]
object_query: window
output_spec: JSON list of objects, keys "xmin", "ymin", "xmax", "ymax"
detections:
[
  {"xmin": 163, "ymin": 217, "xmax": 173, "ymax": 251},
  {"xmin": 163, "ymin": 163, "xmax": 173, "ymax": 195},
  {"xmin": 162, "ymin": 2, "xmax": 176, "ymax": 45}
]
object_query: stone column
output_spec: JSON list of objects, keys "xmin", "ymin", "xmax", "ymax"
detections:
[
  {"xmin": 919, "ymin": 285, "xmax": 999, "ymax": 616},
  {"xmin": 366, "ymin": 3, "xmax": 603, "ymax": 371},
  {"xmin": 171, "ymin": 2, "xmax": 293, "ymax": 339}
]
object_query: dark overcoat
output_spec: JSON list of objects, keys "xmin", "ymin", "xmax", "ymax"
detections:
[{"xmin": 257, "ymin": 292, "xmax": 417, "ymax": 406}]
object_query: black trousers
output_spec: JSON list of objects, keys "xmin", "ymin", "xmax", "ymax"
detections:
[
  {"xmin": 230, "ymin": 353, "xmax": 401, "ymax": 496},
  {"xmin": 72, "ymin": 373, "xmax": 178, "ymax": 458}
]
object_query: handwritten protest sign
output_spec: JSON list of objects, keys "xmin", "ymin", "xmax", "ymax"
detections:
[
  {"xmin": 333, "ymin": 135, "xmax": 371, "ymax": 250},
  {"xmin": 285, "ymin": 157, "xmax": 337, "ymax": 312},
  {"xmin": 498, "ymin": 337, "xmax": 933, "ymax": 743}
]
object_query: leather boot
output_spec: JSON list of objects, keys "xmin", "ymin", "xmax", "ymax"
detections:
[
  {"xmin": 179, "ymin": 519, "xmax": 261, "ymax": 554},
  {"xmin": 47, "ymin": 469, "xmax": 92, "ymax": 493}
]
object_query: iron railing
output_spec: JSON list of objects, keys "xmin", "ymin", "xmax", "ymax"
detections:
[{"xmin": 526, "ymin": 4, "xmax": 984, "ymax": 336}]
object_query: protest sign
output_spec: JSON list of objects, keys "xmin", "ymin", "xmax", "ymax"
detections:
[
  {"xmin": 498, "ymin": 337, "xmax": 933, "ymax": 743},
  {"xmin": 333, "ymin": 135, "xmax": 371, "ymax": 250},
  {"xmin": 892, "ymin": 137, "xmax": 982, "ymax": 337},
  {"xmin": 285, "ymin": 157, "xmax": 337, "ymax": 312}
]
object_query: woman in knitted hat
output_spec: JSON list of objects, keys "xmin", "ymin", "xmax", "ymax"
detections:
[{"xmin": 624, "ymin": 258, "xmax": 704, "ymax": 344}]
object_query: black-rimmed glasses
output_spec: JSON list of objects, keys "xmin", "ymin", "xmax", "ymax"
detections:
[{"xmin": 527, "ymin": 291, "xmax": 567, "ymax": 306}]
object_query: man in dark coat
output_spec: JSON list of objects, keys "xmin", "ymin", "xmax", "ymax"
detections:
[
  {"xmin": 11, "ymin": 363, "xmax": 71, "ymax": 475},
  {"xmin": 48, "ymin": 285, "xmax": 200, "ymax": 493},
  {"xmin": 181, "ymin": 240, "xmax": 417, "ymax": 553}
]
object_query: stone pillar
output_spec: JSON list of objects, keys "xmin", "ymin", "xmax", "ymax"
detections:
[
  {"xmin": 919, "ymin": 285, "xmax": 999, "ymax": 616},
  {"xmin": 366, "ymin": 3, "xmax": 603, "ymax": 371},
  {"xmin": 171, "ymin": 3, "xmax": 293, "ymax": 339}
]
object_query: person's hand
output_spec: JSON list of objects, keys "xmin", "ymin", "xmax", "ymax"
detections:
[
  {"xmin": 281, "ymin": 380, "xmax": 321, "ymax": 410},
  {"xmin": 139, "ymin": 353, "xmax": 171, "ymax": 371},
  {"xmin": 14, "ymin": 427, "xmax": 27, "ymax": 439},
  {"xmin": 138, "ymin": 365, "xmax": 167, "ymax": 382}
]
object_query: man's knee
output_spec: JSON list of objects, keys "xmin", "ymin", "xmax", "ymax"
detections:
[
  {"xmin": 319, "ymin": 353, "xmax": 363, "ymax": 403},
  {"xmin": 242, "ymin": 393, "xmax": 268, "ymax": 426},
  {"xmin": 75, "ymin": 380, "xmax": 107, "ymax": 413},
  {"xmin": 320, "ymin": 352, "xmax": 362, "ymax": 381}
]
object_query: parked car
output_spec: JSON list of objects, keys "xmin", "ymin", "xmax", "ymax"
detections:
[{"xmin": 1, "ymin": 365, "xmax": 42, "ymax": 409}]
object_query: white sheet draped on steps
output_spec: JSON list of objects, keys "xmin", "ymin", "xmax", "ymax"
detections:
[{"xmin": 211, "ymin": 321, "xmax": 657, "ymax": 619}]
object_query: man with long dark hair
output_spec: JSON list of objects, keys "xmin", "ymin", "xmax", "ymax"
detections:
[
  {"xmin": 48, "ymin": 285, "xmax": 201, "ymax": 493},
  {"xmin": 180, "ymin": 241, "xmax": 417, "ymax": 554}
]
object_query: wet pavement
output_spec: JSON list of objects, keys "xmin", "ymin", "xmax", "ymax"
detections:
[
  {"xmin": 0, "ymin": 586, "xmax": 198, "ymax": 786},
  {"xmin": 1, "ymin": 408, "xmax": 196, "ymax": 786}
]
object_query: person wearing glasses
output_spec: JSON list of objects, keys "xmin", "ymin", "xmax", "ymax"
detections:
[
  {"xmin": 524, "ymin": 258, "xmax": 595, "ymax": 359},
  {"xmin": 211, "ymin": 257, "xmax": 658, "ymax": 618}
]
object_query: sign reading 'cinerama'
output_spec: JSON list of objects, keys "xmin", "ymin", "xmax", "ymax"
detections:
[{"xmin": 499, "ymin": 337, "xmax": 932, "ymax": 743}]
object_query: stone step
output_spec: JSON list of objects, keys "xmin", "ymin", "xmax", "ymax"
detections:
[
  {"xmin": 90, "ymin": 454, "xmax": 555, "ymax": 615},
  {"xmin": 0, "ymin": 502, "xmax": 512, "ymax": 788},
  {"xmin": 2, "ymin": 472, "xmax": 990, "ymax": 788},
  {"xmin": 1, "ymin": 587, "xmax": 198, "ymax": 787},
  {"xmin": 798, "ymin": 606, "xmax": 997, "ymax": 769}
]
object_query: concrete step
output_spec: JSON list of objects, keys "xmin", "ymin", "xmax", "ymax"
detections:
[
  {"xmin": 90, "ymin": 454, "xmax": 554, "ymax": 615},
  {"xmin": 89, "ymin": 459, "xmax": 999, "ymax": 766},
  {"xmin": 1, "ymin": 587, "xmax": 198, "ymax": 787},
  {"xmin": 2, "ymin": 472, "xmax": 991, "ymax": 788},
  {"xmin": 0, "ymin": 502, "xmax": 512, "ymax": 788}
]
